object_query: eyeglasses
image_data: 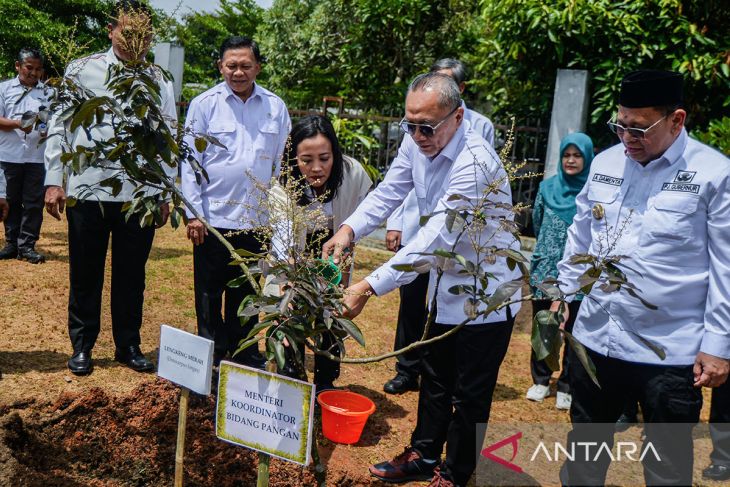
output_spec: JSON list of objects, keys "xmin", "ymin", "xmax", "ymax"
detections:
[
  {"xmin": 607, "ymin": 115, "xmax": 667, "ymax": 140},
  {"xmin": 399, "ymin": 104, "xmax": 459, "ymax": 138}
]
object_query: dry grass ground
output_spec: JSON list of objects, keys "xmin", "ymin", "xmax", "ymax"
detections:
[{"xmin": 0, "ymin": 217, "xmax": 718, "ymax": 485}]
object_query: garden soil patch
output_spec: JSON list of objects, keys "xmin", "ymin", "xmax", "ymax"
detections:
[{"xmin": 0, "ymin": 219, "xmax": 715, "ymax": 486}]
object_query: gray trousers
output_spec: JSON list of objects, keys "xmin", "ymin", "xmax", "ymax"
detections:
[{"xmin": 1, "ymin": 162, "xmax": 45, "ymax": 250}]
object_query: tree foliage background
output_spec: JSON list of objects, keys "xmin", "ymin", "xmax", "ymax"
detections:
[
  {"xmin": 3, "ymin": 0, "xmax": 727, "ymax": 150},
  {"xmin": 257, "ymin": 0, "xmax": 482, "ymax": 110},
  {"xmin": 0, "ymin": 0, "xmax": 111, "ymax": 77},
  {"xmin": 471, "ymin": 0, "xmax": 730, "ymax": 146}
]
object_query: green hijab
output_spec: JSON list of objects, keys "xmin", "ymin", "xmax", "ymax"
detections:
[{"xmin": 539, "ymin": 132, "xmax": 594, "ymax": 225}]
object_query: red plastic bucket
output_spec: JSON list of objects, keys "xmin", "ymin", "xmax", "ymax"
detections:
[{"xmin": 317, "ymin": 390, "xmax": 376, "ymax": 444}]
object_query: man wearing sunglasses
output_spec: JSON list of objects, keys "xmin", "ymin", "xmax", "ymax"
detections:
[
  {"xmin": 555, "ymin": 70, "xmax": 730, "ymax": 485},
  {"xmin": 382, "ymin": 58, "xmax": 495, "ymax": 396},
  {"xmin": 322, "ymin": 72, "xmax": 520, "ymax": 487}
]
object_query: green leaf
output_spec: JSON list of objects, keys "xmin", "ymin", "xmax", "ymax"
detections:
[
  {"xmin": 194, "ymin": 137, "xmax": 208, "ymax": 153},
  {"xmin": 563, "ymin": 331, "xmax": 600, "ymax": 388},
  {"xmin": 578, "ymin": 267, "xmax": 601, "ymax": 294},
  {"xmin": 569, "ymin": 253, "xmax": 596, "ymax": 265},
  {"xmin": 271, "ymin": 338, "xmax": 286, "ymax": 370},
  {"xmin": 531, "ymin": 310, "xmax": 562, "ymax": 370},
  {"xmin": 335, "ymin": 317, "xmax": 365, "ymax": 347},
  {"xmin": 495, "ymin": 248, "xmax": 527, "ymax": 262},
  {"xmin": 486, "ymin": 279, "xmax": 523, "ymax": 312}
]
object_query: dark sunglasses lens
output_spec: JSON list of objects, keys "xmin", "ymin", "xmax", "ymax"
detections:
[
  {"xmin": 419, "ymin": 125, "xmax": 434, "ymax": 137},
  {"xmin": 628, "ymin": 128, "xmax": 644, "ymax": 139}
]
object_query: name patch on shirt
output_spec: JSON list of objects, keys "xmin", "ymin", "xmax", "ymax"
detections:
[
  {"xmin": 592, "ymin": 173, "xmax": 623, "ymax": 186},
  {"xmin": 661, "ymin": 182, "xmax": 700, "ymax": 194}
]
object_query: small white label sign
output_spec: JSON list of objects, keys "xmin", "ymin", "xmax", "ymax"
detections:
[
  {"xmin": 216, "ymin": 361, "xmax": 315, "ymax": 465},
  {"xmin": 157, "ymin": 325, "xmax": 214, "ymax": 395}
]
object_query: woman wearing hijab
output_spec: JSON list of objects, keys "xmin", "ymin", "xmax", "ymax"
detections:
[{"xmin": 526, "ymin": 132, "xmax": 594, "ymax": 410}]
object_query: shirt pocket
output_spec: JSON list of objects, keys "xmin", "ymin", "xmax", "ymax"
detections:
[
  {"xmin": 250, "ymin": 119, "xmax": 280, "ymax": 177},
  {"xmin": 207, "ymin": 121, "xmax": 237, "ymax": 154},
  {"xmin": 638, "ymin": 193, "xmax": 703, "ymax": 264},
  {"xmin": 587, "ymin": 184, "xmax": 620, "ymax": 232}
]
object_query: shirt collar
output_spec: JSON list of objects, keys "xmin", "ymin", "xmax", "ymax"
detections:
[
  {"xmin": 430, "ymin": 121, "xmax": 466, "ymax": 163},
  {"xmin": 105, "ymin": 46, "xmax": 121, "ymax": 67},
  {"xmin": 659, "ymin": 128, "xmax": 687, "ymax": 167},
  {"xmin": 627, "ymin": 128, "xmax": 687, "ymax": 170},
  {"xmin": 11, "ymin": 76, "xmax": 44, "ymax": 90},
  {"xmin": 221, "ymin": 81, "xmax": 261, "ymax": 103}
]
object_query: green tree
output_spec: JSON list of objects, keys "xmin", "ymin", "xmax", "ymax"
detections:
[
  {"xmin": 172, "ymin": 0, "xmax": 264, "ymax": 87},
  {"xmin": 259, "ymin": 0, "xmax": 482, "ymax": 110},
  {"xmin": 0, "ymin": 0, "xmax": 111, "ymax": 77},
  {"xmin": 473, "ymin": 0, "xmax": 730, "ymax": 144}
]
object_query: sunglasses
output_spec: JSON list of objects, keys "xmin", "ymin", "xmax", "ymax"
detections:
[
  {"xmin": 607, "ymin": 114, "xmax": 667, "ymax": 140},
  {"xmin": 399, "ymin": 104, "xmax": 459, "ymax": 138}
]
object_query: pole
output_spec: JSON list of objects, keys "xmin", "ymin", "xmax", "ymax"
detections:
[
  {"xmin": 257, "ymin": 452, "xmax": 271, "ymax": 487},
  {"xmin": 174, "ymin": 387, "xmax": 190, "ymax": 487}
]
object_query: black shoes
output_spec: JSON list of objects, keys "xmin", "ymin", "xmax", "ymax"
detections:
[
  {"xmin": 384, "ymin": 374, "xmax": 419, "ymax": 394},
  {"xmin": 0, "ymin": 244, "xmax": 17, "ymax": 260},
  {"xmin": 18, "ymin": 248, "xmax": 45, "ymax": 264},
  {"xmin": 369, "ymin": 446, "xmax": 439, "ymax": 483},
  {"xmin": 115, "ymin": 345, "xmax": 154, "ymax": 372},
  {"xmin": 703, "ymin": 464, "xmax": 730, "ymax": 481},
  {"xmin": 68, "ymin": 351, "xmax": 93, "ymax": 375}
]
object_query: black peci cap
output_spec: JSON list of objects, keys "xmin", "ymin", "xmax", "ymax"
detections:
[{"xmin": 619, "ymin": 70, "xmax": 683, "ymax": 108}]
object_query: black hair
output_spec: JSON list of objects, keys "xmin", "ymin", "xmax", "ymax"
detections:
[
  {"xmin": 283, "ymin": 115, "xmax": 344, "ymax": 206},
  {"xmin": 17, "ymin": 47, "xmax": 43, "ymax": 64},
  {"xmin": 219, "ymin": 36, "xmax": 262, "ymax": 63},
  {"xmin": 430, "ymin": 58, "xmax": 468, "ymax": 85},
  {"xmin": 110, "ymin": 0, "xmax": 152, "ymax": 25}
]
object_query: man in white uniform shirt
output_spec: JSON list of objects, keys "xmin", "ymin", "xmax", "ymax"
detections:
[
  {"xmin": 0, "ymin": 48, "xmax": 52, "ymax": 264},
  {"xmin": 556, "ymin": 70, "xmax": 730, "ymax": 485},
  {"xmin": 44, "ymin": 0, "xmax": 177, "ymax": 376},
  {"xmin": 383, "ymin": 58, "xmax": 495, "ymax": 394},
  {"xmin": 323, "ymin": 73, "xmax": 519, "ymax": 487},
  {"xmin": 181, "ymin": 36, "xmax": 290, "ymax": 368}
]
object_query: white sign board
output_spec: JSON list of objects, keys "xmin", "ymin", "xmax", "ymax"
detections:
[
  {"xmin": 157, "ymin": 325, "xmax": 214, "ymax": 395},
  {"xmin": 216, "ymin": 361, "xmax": 315, "ymax": 465}
]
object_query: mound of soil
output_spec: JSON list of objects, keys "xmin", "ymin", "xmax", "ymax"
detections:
[{"xmin": 0, "ymin": 381, "xmax": 359, "ymax": 487}]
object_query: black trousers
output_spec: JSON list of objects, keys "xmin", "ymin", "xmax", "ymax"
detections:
[
  {"xmin": 530, "ymin": 299, "xmax": 580, "ymax": 393},
  {"xmin": 411, "ymin": 319, "xmax": 514, "ymax": 485},
  {"xmin": 1, "ymin": 162, "xmax": 44, "ymax": 250},
  {"xmin": 67, "ymin": 201, "xmax": 155, "ymax": 352},
  {"xmin": 710, "ymin": 379, "xmax": 730, "ymax": 466},
  {"xmin": 193, "ymin": 229, "xmax": 263, "ymax": 361},
  {"xmin": 393, "ymin": 270, "xmax": 430, "ymax": 378},
  {"xmin": 561, "ymin": 348, "xmax": 702, "ymax": 486}
]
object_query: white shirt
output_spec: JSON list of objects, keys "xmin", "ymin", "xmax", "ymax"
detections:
[
  {"xmin": 557, "ymin": 129, "xmax": 730, "ymax": 365},
  {"xmin": 0, "ymin": 167, "xmax": 6, "ymax": 198},
  {"xmin": 0, "ymin": 77, "xmax": 52, "ymax": 163},
  {"xmin": 181, "ymin": 81, "xmax": 290, "ymax": 230},
  {"xmin": 45, "ymin": 48, "xmax": 178, "ymax": 201},
  {"xmin": 387, "ymin": 104, "xmax": 494, "ymax": 245},
  {"xmin": 345, "ymin": 123, "xmax": 521, "ymax": 325}
]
